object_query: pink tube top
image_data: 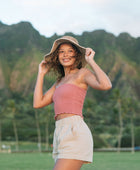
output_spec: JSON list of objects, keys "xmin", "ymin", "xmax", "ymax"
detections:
[{"xmin": 53, "ymin": 83, "xmax": 87, "ymax": 119}]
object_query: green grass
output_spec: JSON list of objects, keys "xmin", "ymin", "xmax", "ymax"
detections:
[{"xmin": 0, "ymin": 152, "xmax": 139, "ymax": 170}]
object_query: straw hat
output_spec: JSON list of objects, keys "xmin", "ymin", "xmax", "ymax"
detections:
[{"xmin": 44, "ymin": 36, "xmax": 87, "ymax": 66}]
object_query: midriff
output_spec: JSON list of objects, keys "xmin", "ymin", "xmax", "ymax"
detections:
[{"xmin": 55, "ymin": 113, "xmax": 76, "ymax": 121}]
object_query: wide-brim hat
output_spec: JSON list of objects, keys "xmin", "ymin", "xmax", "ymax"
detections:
[{"xmin": 44, "ymin": 36, "xmax": 86, "ymax": 66}]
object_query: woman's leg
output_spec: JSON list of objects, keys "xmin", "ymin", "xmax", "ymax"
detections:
[{"xmin": 53, "ymin": 159, "xmax": 84, "ymax": 170}]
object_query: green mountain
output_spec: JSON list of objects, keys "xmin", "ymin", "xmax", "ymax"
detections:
[
  {"xmin": 0, "ymin": 21, "xmax": 140, "ymax": 148},
  {"xmin": 0, "ymin": 21, "xmax": 139, "ymax": 99}
]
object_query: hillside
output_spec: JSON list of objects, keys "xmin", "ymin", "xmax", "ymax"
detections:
[{"xmin": 0, "ymin": 21, "xmax": 139, "ymax": 99}]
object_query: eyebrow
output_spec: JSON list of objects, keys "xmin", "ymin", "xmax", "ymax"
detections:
[{"xmin": 59, "ymin": 48, "xmax": 74, "ymax": 50}]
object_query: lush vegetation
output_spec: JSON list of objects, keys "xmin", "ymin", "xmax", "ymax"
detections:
[{"xmin": 0, "ymin": 21, "xmax": 140, "ymax": 151}]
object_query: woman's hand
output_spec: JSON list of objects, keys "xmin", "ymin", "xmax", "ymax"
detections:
[
  {"xmin": 85, "ymin": 48, "xmax": 95, "ymax": 63},
  {"xmin": 38, "ymin": 60, "xmax": 49, "ymax": 75}
]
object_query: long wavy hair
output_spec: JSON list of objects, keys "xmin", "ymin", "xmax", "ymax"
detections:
[{"xmin": 46, "ymin": 42, "xmax": 84, "ymax": 81}]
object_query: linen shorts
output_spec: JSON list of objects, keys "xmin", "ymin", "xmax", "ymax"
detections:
[{"xmin": 52, "ymin": 115, "xmax": 93, "ymax": 163}]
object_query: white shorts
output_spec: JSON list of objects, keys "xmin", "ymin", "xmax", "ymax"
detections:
[{"xmin": 52, "ymin": 115, "xmax": 93, "ymax": 163}]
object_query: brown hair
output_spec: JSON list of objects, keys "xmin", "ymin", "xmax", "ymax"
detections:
[{"xmin": 46, "ymin": 42, "xmax": 83, "ymax": 81}]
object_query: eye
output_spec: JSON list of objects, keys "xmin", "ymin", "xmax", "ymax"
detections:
[
  {"xmin": 69, "ymin": 50, "xmax": 73, "ymax": 53},
  {"xmin": 68, "ymin": 49, "xmax": 75, "ymax": 53},
  {"xmin": 59, "ymin": 50, "xmax": 64, "ymax": 54}
]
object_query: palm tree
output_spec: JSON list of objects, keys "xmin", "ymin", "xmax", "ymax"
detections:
[
  {"xmin": 6, "ymin": 99, "xmax": 19, "ymax": 151},
  {"xmin": 39, "ymin": 105, "xmax": 54, "ymax": 151},
  {"xmin": 126, "ymin": 97, "xmax": 137, "ymax": 153},
  {"xmin": 112, "ymin": 89, "xmax": 123, "ymax": 152},
  {"xmin": 45, "ymin": 105, "xmax": 53, "ymax": 151},
  {"xmin": 35, "ymin": 110, "xmax": 42, "ymax": 152},
  {"xmin": 0, "ymin": 92, "xmax": 6, "ymax": 151},
  {"xmin": 0, "ymin": 106, "xmax": 2, "ymax": 151}
]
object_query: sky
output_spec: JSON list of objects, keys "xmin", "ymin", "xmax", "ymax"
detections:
[{"xmin": 0, "ymin": 0, "xmax": 140, "ymax": 38}]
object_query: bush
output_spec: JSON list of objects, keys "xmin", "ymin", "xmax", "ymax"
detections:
[
  {"xmin": 135, "ymin": 127, "xmax": 140, "ymax": 146},
  {"xmin": 93, "ymin": 134, "xmax": 108, "ymax": 148}
]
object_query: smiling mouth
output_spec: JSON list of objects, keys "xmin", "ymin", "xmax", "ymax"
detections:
[{"xmin": 63, "ymin": 58, "xmax": 71, "ymax": 62}]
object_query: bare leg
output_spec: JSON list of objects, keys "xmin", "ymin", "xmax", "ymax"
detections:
[{"xmin": 53, "ymin": 159, "xmax": 84, "ymax": 170}]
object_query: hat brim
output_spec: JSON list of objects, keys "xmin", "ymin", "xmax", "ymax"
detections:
[{"xmin": 44, "ymin": 38, "xmax": 86, "ymax": 61}]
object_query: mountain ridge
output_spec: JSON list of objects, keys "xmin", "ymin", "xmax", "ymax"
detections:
[{"xmin": 0, "ymin": 21, "xmax": 139, "ymax": 100}]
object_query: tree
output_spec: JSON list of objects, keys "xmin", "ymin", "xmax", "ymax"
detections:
[
  {"xmin": 6, "ymin": 99, "xmax": 19, "ymax": 151},
  {"xmin": 0, "ymin": 90, "xmax": 8, "ymax": 151},
  {"xmin": 125, "ymin": 97, "xmax": 138, "ymax": 153},
  {"xmin": 38, "ymin": 104, "xmax": 54, "ymax": 151},
  {"xmin": 45, "ymin": 105, "xmax": 54, "ymax": 150},
  {"xmin": 111, "ymin": 89, "xmax": 123, "ymax": 152},
  {"xmin": 0, "ymin": 105, "xmax": 2, "ymax": 151},
  {"xmin": 35, "ymin": 110, "xmax": 42, "ymax": 152}
]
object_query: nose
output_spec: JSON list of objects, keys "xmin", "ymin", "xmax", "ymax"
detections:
[{"xmin": 63, "ymin": 51, "xmax": 69, "ymax": 57}]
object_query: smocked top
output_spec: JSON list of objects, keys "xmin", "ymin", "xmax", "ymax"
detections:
[{"xmin": 53, "ymin": 83, "xmax": 87, "ymax": 119}]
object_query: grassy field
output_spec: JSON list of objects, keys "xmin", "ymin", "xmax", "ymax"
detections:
[{"xmin": 0, "ymin": 152, "xmax": 139, "ymax": 170}]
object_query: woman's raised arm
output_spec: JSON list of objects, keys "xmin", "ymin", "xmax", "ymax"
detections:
[
  {"xmin": 84, "ymin": 48, "xmax": 112, "ymax": 90},
  {"xmin": 33, "ymin": 60, "xmax": 56, "ymax": 108}
]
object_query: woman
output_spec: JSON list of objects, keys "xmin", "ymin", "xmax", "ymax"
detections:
[{"xmin": 33, "ymin": 36, "xmax": 112, "ymax": 170}]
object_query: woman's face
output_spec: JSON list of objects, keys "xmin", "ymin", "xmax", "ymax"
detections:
[{"xmin": 58, "ymin": 43, "xmax": 76, "ymax": 68}]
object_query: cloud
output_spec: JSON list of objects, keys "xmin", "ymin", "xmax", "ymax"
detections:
[
  {"xmin": 12, "ymin": 0, "xmax": 69, "ymax": 8},
  {"xmin": 0, "ymin": 0, "xmax": 140, "ymax": 37},
  {"xmin": 80, "ymin": 0, "xmax": 113, "ymax": 6}
]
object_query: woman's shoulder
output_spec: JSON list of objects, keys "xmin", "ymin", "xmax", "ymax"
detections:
[
  {"xmin": 76, "ymin": 68, "xmax": 91, "ymax": 85},
  {"xmin": 78, "ymin": 67, "xmax": 90, "ymax": 76}
]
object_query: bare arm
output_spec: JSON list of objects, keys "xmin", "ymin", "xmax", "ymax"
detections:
[
  {"xmin": 84, "ymin": 48, "xmax": 112, "ymax": 90},
  {"xmin": 33, "ymin": 60, "xmax": 56, "ymax": 108}
]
